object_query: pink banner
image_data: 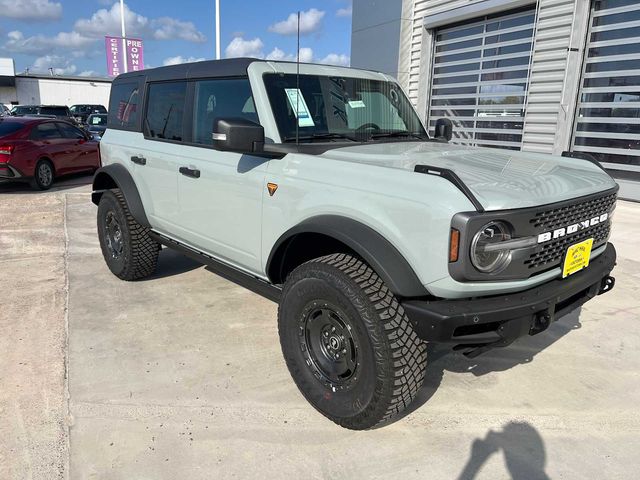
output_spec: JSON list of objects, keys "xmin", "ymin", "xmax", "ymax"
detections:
[{"xmin": 105, "ymin": 36, "xmax": 144, "ymax": 77}]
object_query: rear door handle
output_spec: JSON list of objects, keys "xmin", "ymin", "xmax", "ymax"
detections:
[
  {"xmin": 179, "ymin": 166, "xmax": 201, "ymax": 178},
  {"xmin": 131, "ymin": 155, "xmax": 146, "ymax": 165}
]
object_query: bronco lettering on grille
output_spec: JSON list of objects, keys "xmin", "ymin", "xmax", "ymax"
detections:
[{"xmin": 537, "ymin": 213, "xmax": 609, "ymax": 244}]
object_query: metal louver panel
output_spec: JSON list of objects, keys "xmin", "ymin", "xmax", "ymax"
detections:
[
  {"xmin": 427, "ymin": 8, "xmax": 536, "ymax": 150},
  {"xmin": 572, "ymin": 0, "xmax": 640, "ymax": 170}
]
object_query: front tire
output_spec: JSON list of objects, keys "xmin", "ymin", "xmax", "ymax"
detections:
[
  {"xmin": 278, "ymin": 253, "xmax": 427, "ymax": 430},
  {"xmin": 97, "ymin": 189, "xmax": 159, "ymax": 280}
]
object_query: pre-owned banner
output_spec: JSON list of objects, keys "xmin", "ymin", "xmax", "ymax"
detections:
[{"xmin": 105, "ymin": 36, "xmax": 144, "ymax": 77}]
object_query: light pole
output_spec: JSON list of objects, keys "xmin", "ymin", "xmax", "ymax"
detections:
[
  {"xmin": 215, "ymin": 0, "xmax": 221, "ymax": 60},
  {"xmin": 120, "ymin": 0, "xmax": 127, "ymax": 73}
]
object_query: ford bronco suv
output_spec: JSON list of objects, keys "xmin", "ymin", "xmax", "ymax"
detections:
[{"xmin": 93, "ymin": 58, "xmax": 617, "ymax": 430}]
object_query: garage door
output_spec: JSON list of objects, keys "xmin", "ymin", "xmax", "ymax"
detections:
[
  {"xmin": 572, "ymin": 0, "xmax": 640, "ymax": 192},
  {"xmin": 427, "ymin": 8, "xmax": 536, "ymax": 150}
]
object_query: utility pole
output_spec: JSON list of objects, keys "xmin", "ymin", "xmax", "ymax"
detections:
[
  {"xmin": 120, "ymin": 0, "xmax": 128, "ymax": 73},
  {"xmin": 215, "ymin": 0, "xmax": 221, "ymax": 60}
]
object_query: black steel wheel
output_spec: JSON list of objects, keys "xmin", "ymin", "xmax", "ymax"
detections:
[
  {"xmin": 33, "ymin": 160, "xmax": 54, "ymax": 190},
  {"xmin": 97, "ymin": 189, "xmax": 159, "ymax": 280},
  {"xmin": 278, "ymin": 253, "xmax": 427, "ymax": 430}
]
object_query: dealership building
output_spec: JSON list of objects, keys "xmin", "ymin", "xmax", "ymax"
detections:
[
  {"xmin": 0, "ymin": 58, "xmax": 111, "ymax": 110},
  {"xmin": 352, "ymin": 0, "xmax": 640, "ymax": 200}
]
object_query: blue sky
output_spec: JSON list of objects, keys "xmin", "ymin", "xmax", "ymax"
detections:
[{"xmin": 0, "ymin": 0, "xmax": 353, "ymax": 77}]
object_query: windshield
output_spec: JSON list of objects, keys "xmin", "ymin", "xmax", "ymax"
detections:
[
  {"xmin": 263, "ymin": 74, "xmax": 427, "ymax": 143},
  {"xmin": 11, "ymin": 106, "xmax": 36, "ymax": 115},
  {"xmin": 0, "ymin": 122, "xmax": 25, "ymax": 137}
]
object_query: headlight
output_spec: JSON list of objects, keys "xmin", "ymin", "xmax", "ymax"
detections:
[{"xmin": 470, "ymin": 221, "xmax": 513, "ymax": 273}]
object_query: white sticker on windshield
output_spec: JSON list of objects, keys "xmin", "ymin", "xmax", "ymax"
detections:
[
  {"xmin": 348, "ymin": 100, "xmax": 365, "ymax": 108},
  {"xmin": 285, "ymin": 88, "xmax": 315, "ymax": 127}
]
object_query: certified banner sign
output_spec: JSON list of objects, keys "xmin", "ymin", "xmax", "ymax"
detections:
[{"xmin": 105, "ymin": 36, "xmax": 145, "ymax": 77}]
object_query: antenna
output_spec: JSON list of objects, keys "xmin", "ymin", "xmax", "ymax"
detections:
[{"xmin": 296, "ymin": 10, "xmax": 300, "ymax": 147}]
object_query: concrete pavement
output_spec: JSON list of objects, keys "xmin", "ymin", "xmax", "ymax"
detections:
[{"xmin": 1, "ymin": 176, "xmax": 640, "ymax": 479}]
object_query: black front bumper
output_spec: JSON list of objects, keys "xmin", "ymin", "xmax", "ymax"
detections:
[{"xmin": 402, "ymin": 243, "xmax": 617, "ymax": 357}]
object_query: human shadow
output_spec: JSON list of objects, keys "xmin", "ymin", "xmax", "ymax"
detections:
[
  {"xmin": 396, "ymin": 309, "xmax": 582, "ymax": 422},
  {"xmin": 457, "ymin": 421, "xmax": 550, "ymax": 480}
]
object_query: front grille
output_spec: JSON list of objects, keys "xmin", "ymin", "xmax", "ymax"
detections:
[
  {"xmin": 525, "ymin": 221, "xmax": 610, "ymax": 270},
  {"xmin": 530, "ymin": 193, "xmax": 617, "ymax": 230}
]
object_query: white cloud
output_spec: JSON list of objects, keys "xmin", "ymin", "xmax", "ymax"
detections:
[
  {"xmin": 225, "ymin": 37, "xmax": 264, "ymax": 58},
  {"xmin": 74, "ymin": 3, "xmax": 205, "ymax": 42},
  {"xmin": 153, "ymin": 18, "xmax": 206, "ymax": 42},
  {"xmin": 0, "ymin": 0, "xmax": 62, "ymax": 21},
  {"xmin": 4, "ymin": 30, "xmax": 94, "ymax": 55},
  {"xmin": 266, "ymin": 47, "xmax": 314, "ymax": 63},
  {"xmin": 163, "ymin": 56, "xmax": 206, "ymax": 66},
  {"xmin": 79, "ymin": 70, "xmax": 99, "ymax": 77},
  {"xmin": 31, "ymin": 55, "xmax": 77, "ymax": 75},
  {"xmin": 268, "ymin": 8, "xmax": 325, "ymax": 36},
  {"xmin": 336, "ymin": 7, "xmax": 352, "ymax": 17},
  {"xmin": 319, "ymin": 53, "xmax": 350, "ymax": 67}
]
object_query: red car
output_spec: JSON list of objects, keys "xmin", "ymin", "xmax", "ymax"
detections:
[{"xmin": 0, "ymin": 117, "xmax": 100, "ymax": 190}]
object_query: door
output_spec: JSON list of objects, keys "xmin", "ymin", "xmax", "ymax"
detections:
[
  {"xmin": 136, "ymin": 81, "xmax": 187, "ymax": 232},
  {"xmin": 56, "ymin": 122, "xmax": 96, "ymax": 172},
  {"xmin": 173, "ymin": 77, "xmax": 267, "ymax": 274},
  {"xmin": 28, "ymin": 122, "xmax": 70, "ymax": 173}
]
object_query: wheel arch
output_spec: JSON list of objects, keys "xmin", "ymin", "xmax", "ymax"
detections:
[
  {"xmin": 36, "ymin": 156, "xmax": 55, "ymax": 174},
  {"xmin": 92, "ymin": 163, "xmax": 150, "ymax": 227},
  {"xmin": 266, "ymin": 215, "xmax": 429, "ymax": 298}
]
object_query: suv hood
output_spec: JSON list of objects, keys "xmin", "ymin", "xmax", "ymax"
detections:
[{"xmin": 319, "ymin": 141, "xmax": 617, "ymax": 211}]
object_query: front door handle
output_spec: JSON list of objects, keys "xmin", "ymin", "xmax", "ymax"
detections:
[
  {"xmin": 179, "ymin": 166, "xmax": 201, "ymax": 178},
  {"xmin": 131, "ymin": 155, "xmax": 146, "ymax": 165}
]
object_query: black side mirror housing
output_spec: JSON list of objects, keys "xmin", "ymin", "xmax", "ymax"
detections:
[
  {"xmin": 435, "ymin": 118, "xmax": 453, "ymax": 142},
  {"xmin": 212, "ymin": 118, "xmax": 265, "ymax": 154}
]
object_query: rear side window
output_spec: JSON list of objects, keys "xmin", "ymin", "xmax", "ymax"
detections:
[
  {"xmin": 0, "ymin": 123, "xmax": 25, "ymax": 137},
  {"xmin": 192, "ymin": 78, "xmax": 256, "ymax": 146},
  {"xmin": 108, "ymin": 82, "xmax": 140, "ymax": 130},
  {"xmin": 31, "ymin": 123, "xmax": 61, "ymax": 140},
  {"xmin": 145, "ymin": 82, "xmax": 187, "ymax": 142}
]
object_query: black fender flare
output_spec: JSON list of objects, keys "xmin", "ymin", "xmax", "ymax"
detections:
[
  {"xmin": 267, "ymin": 215, "xmax": 429, "ymax": 298},
  {"xmin": 91, "ymin": 163, "xmax": 150, "ymax": 227}
]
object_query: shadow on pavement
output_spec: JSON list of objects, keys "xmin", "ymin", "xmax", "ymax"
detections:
[
  {"xmin": 457, "ymin": 421, "xmax": 550, "ymax": 480},
  {"xmin": 0, "ymin": 172, "xmax": 93, "ymax": 194},
  {"xmin": 398, "ymin": 309, "xmax": 582, "ymax": 422},
  {"xmin": 144, "ymin": 247, "xmax": 203, "ymax": 280}
]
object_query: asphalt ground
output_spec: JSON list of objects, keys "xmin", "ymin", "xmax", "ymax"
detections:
[{"xmin": 1, "ymin": 175, "xmax": 639, "ymax": 479}]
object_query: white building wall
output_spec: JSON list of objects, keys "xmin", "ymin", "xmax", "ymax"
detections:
[
  {"xmin": 398, "ymin": 0, "xmax": 582, "ymax": 155},
  {"xmin": 14, "ymin": 77, "xmax": 111, "ymax": 107}
]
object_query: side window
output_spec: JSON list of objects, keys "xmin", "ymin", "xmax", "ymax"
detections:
[
  {"xmin": 192, "ymin": 78, "xmax": 257, "ymax": 146},
  {"xmin": 145, "ymin": 82, "xmax": 187, "ymax": 142},
  {"xmin": 108, "ymin": 82, "xmax": 140, "ymax": 130},
  {"xmin": 31, "ymin": 123, "xmax": 62, "ymax": 140},
  {"xmin": 57, "ymin": 122, "xmax": 85, "ymax": 139}
]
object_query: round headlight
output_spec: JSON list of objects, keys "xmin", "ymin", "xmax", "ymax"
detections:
[{"xmin": 470, "ymin": 221, "xmax": 513, "ymax": 273}]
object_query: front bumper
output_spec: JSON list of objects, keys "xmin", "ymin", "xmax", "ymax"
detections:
[{"xmin": 402, "ymin": 243, "xmax": 617, "ymax": 357}]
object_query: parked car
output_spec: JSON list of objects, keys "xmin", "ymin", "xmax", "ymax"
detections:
[
  {"xmin": 70, "ymin": 104, "xmax": 107, "ymax": 124},
  {"xmin": 0, "ymin": 116, "xmax": 100, "ymax": 190},
  {"xmin": 85, "ymin": 113, "xmax": 108, "ymax": 139},
  {"xmin": 93, "ymin": 58, "xmax": 617, "ymax": 430},
  {"xmin": 11, "ymin": 105, "xmax": 77, "ymax": 124}
]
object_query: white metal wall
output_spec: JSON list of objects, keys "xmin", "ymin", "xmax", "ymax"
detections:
[
  {"xmin": 13, "ymin": 77, "xmax": 111, "ymax": 108},
  {"xmin": 400, "ymin": 0, "xmax": 583, "ymax": 155}
]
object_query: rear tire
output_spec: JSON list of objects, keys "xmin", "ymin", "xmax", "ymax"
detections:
[
  {"xmin": 97, "ymin": 189, "xmax": 159, "ymax": 280},
  {"xmin": 278, "ymin": 253, "xmax": 427, "ymax": 430},
  {"xmin": 32, "ymin": 159, "xmax": 54, "ymax": 190}
]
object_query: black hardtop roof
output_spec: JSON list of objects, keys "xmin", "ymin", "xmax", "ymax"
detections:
[{"xmin": 114, "ymin": 57, "xmax": 260, "ymax": 83}]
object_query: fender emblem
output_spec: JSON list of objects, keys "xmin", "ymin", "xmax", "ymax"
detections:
[{"xmin": 267, "ymin": 182, "xmax": 278, "ymax": 196}]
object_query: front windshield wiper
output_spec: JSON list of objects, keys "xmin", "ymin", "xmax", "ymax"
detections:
[
  {"xmin": 282, "ymin": 132, "xmax": 358, "ymax": 143},
  {"xmin": 368, "ymin": 131, "xmax": 428, "ymax": 141}
]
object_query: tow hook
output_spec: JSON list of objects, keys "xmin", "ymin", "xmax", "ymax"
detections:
[
  {"xmin": 599, "ymin": 276, "xmax": 615, "ymax": 295},
  {"xmin": 530, "ymin": 309, "xmax": 552, "ymax": 336}
]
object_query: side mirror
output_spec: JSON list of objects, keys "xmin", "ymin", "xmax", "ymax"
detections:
[
  {"xmin": 212, "ymin": 118, "xmax": 265, "ymax": 154},
  {"xmin": 435, "ymin": 118, "xmax": 453, "ymax": 142}
]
